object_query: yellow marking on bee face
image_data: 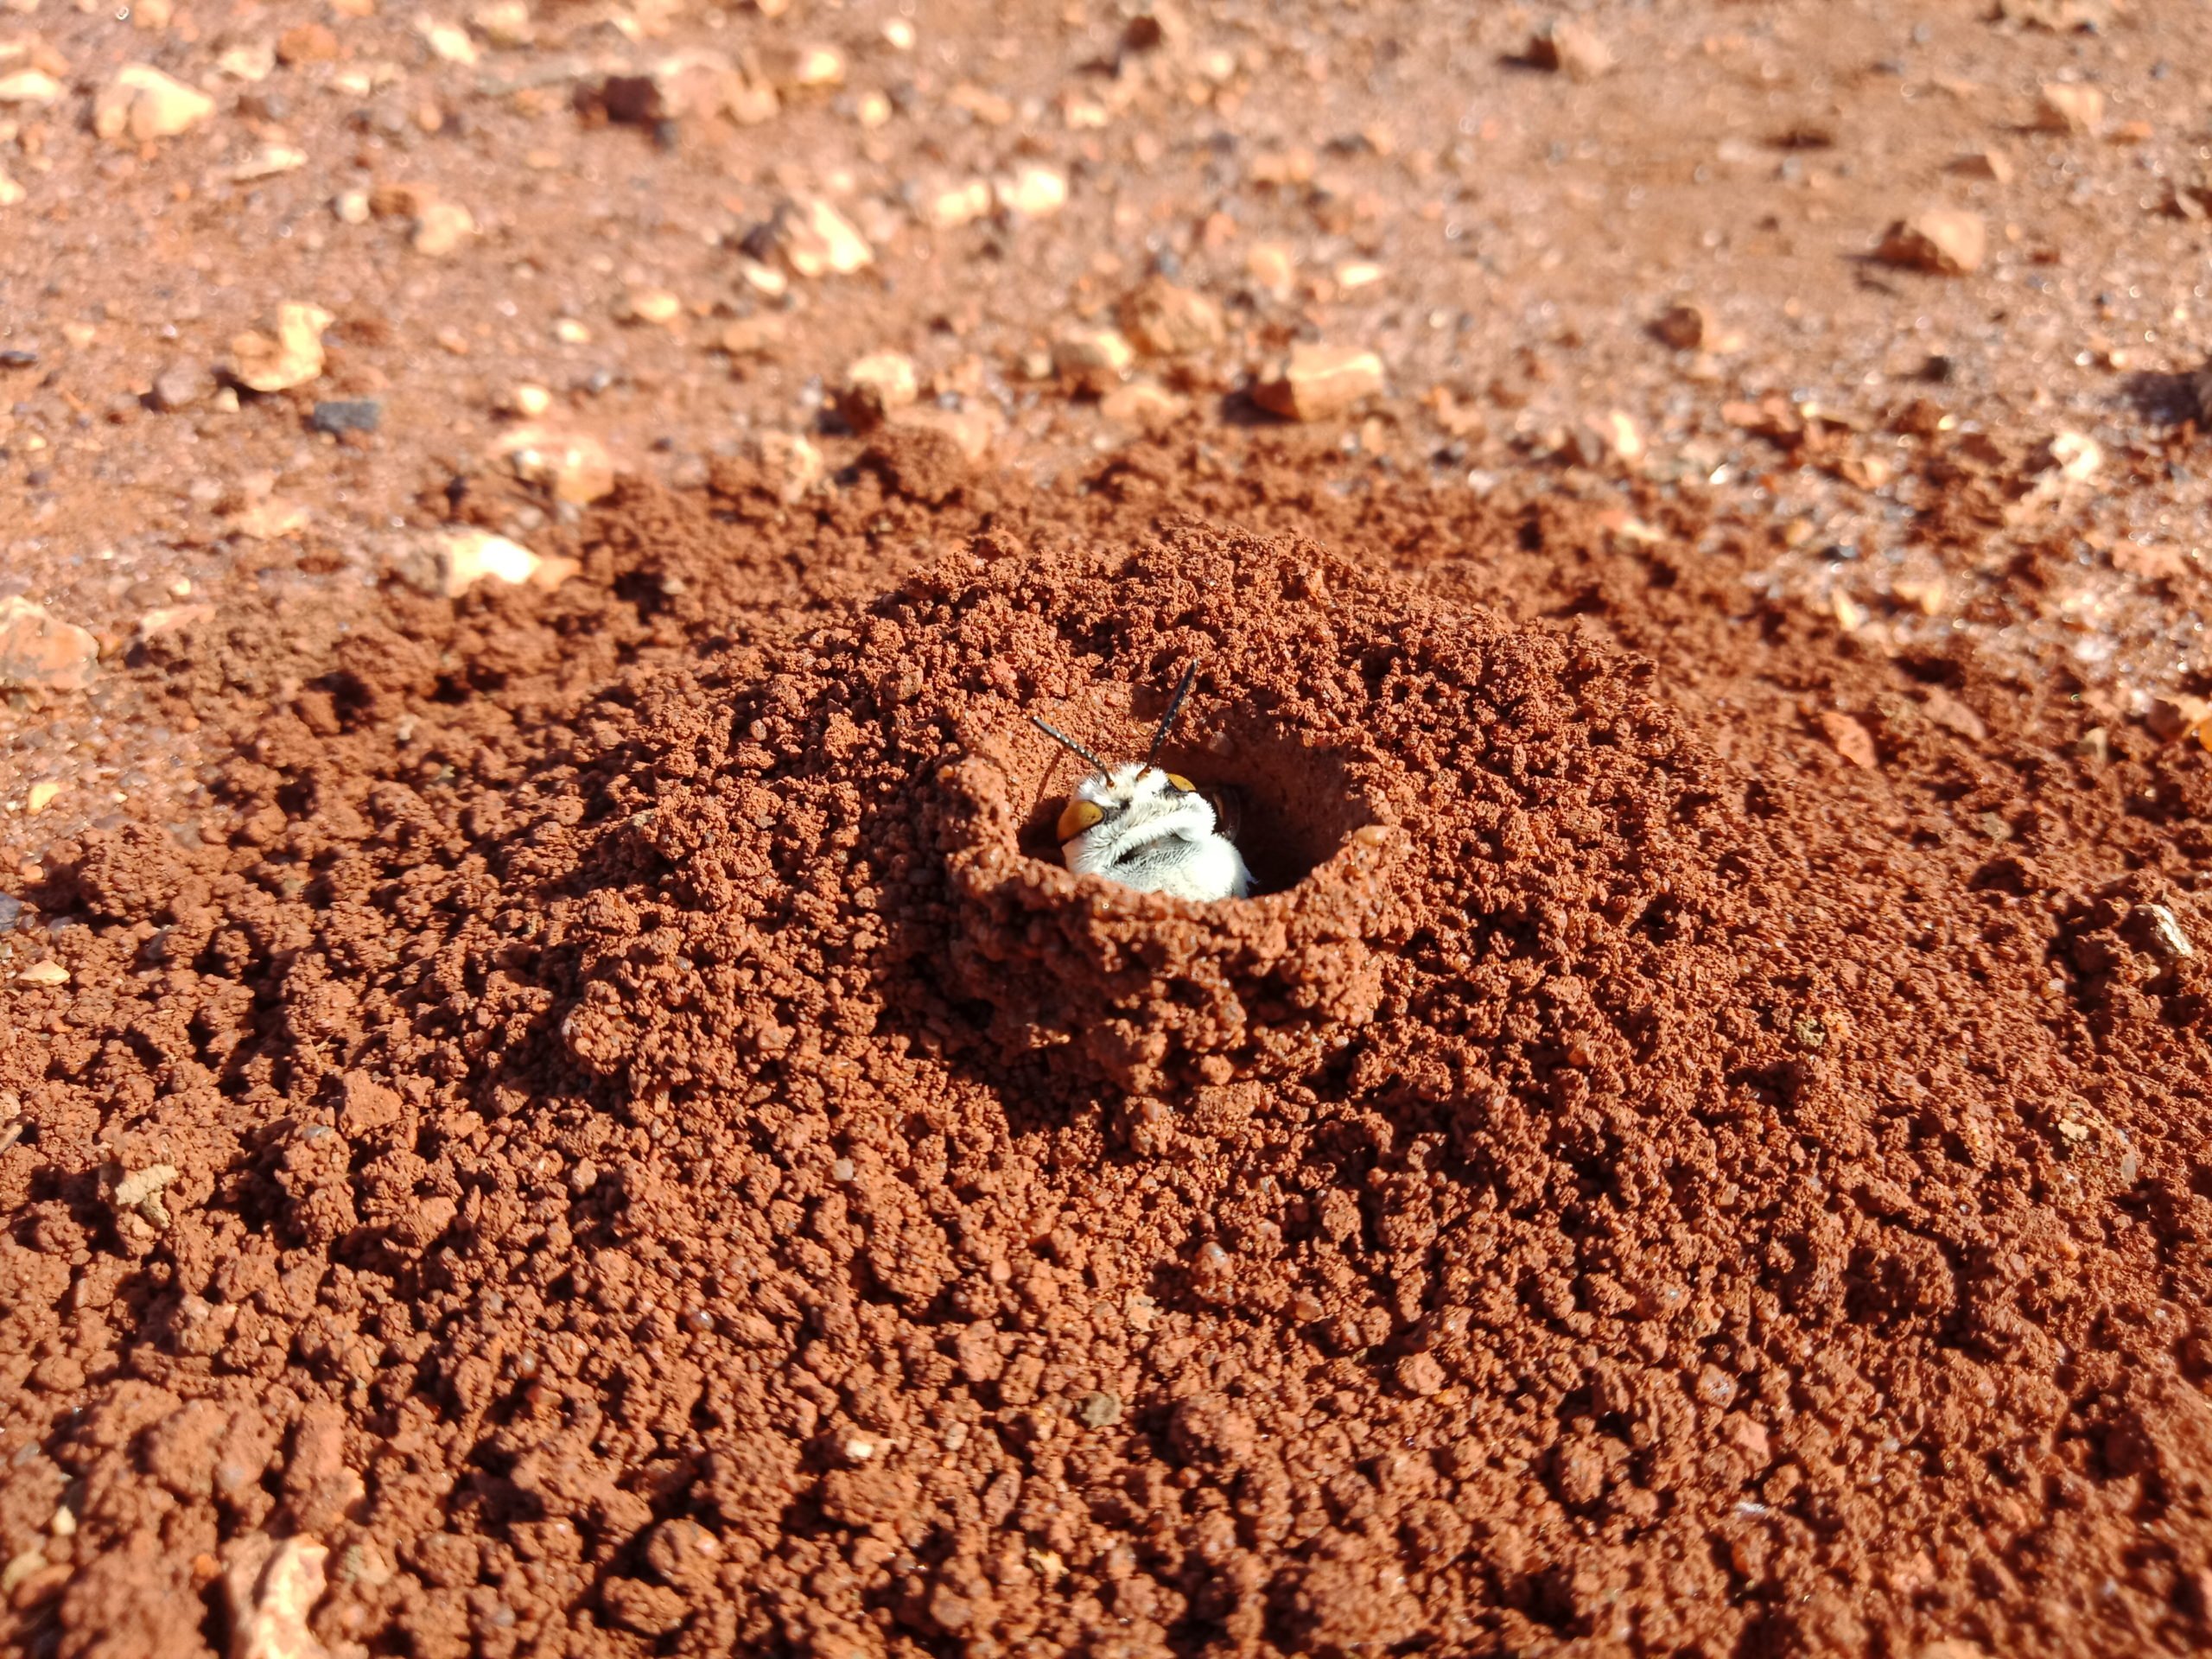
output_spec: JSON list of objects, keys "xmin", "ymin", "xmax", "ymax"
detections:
[
  {"xmin": 1164, "ymin": 772, "xmax": 1195, "ymax": 792},
  {"xmin": 1057, "ymin": 798, "xmax": 1105, "ymax": 842}
]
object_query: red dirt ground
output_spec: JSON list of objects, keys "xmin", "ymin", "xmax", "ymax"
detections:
[{"xmin": 5, "ymin": 2, "xmax": 2212, "ymax": 1656}]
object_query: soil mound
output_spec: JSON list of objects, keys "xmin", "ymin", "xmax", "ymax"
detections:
[
  {"xmin": 550, "ymin": 521, "xmax": 1732, "ymax": 1114},
  {"xmin": 5, "ymin": 448, "xmax": 2211, "ymax": 1658}
]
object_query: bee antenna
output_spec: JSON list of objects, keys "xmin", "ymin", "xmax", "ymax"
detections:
[
  {"xmin": 1030, "ymin": 716, "xmax": 1112, "ymax": 777},
  {"xmin": 1145, "ymin": 662, "xmax": 1198, "ymax": 767}
]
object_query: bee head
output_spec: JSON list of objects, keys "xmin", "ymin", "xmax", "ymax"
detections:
[
  {"xmin": 1054, "ymin": 765, "xmax": 1198, "ymax": 844},
  {"xmin": 1033, "ymin": 663, "xmax": 1203, "ymax": 844}
]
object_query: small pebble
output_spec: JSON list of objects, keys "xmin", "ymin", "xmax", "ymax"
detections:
[
  {"xmin": 0, "ymin": 597, "xmax": 99, "ymax": 692},
  {"xmin": 995, "ymin": 165, "xmax": 1069, "ymax": 219},
  {"xmin": 1650, "ymin": 302, "xmax": 1709, "ymax": 350},
  {"xmin": 1117, "ymin": 276, "xmax": 1224, "ymax": 357},
  {"xmin": 623, "ymin": 289, "xmax": 684, "ymax": 327},
  {"xmin": 1878, "ymin": 209, "xmax": 1986, "ymax": 276},
  {"xmin": 2035, "ymin": 82, "xmax": 2104, "ymax": 135},
  {"xmin": 1076, "ymin": 1390, "xmax": 1123, "ymax": 1428},
  {"xmin": 311, "ymin": 399, "xmax": 382, "ymax": 435},
  {"xmin": 1529, "ymin": 17, "xmax": 1614, "ymax": 81},
  {"xmin": 1253, "ymin": 344, "xmax": 1385, "ymax": 422},
  {"xmin": 412, "ymin": 200, "xmax": 476, "ymax": 257},
  {"xmin": 1052, "ymin": 327, "xmax": 1135, "ymax": 393},
  {"xmin": 836, "ymin": 349, "xmax": 918, "ymax": 429},
  {"xmin": 93, "ymin": 64, "xmax": 214, "ymax": 143}
]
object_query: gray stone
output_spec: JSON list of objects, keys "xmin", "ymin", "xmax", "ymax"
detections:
[
  {"xmin": 311, "ymin": 399, "xmax": 383, "ymax": 435},
  {"xmin": 150, "ymin": 360, "xmax": 212, "ymax": 411}
]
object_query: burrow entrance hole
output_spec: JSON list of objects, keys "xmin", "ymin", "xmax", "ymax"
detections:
[{"xmin": 1010, "ymin": 714, "xmax": 1378, "ymax": 897}]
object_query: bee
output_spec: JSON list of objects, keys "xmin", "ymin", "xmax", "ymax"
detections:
[{"xmin": 1031, "ymin": 664, "xmax": 1253, "ymax": 903}]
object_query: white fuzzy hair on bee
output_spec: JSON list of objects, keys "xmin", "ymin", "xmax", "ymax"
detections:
[{"xmin": 1031, "ymin": 664, "xmax": 1252, "ymax": 903}]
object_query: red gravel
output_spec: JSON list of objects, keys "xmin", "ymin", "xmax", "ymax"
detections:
[{"xmin": 5, "ymin": 429, "xmax": 2210, "ymax": 1656}]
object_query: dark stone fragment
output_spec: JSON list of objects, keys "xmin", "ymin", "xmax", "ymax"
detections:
[
  {"xmin": 311, "ymin": 399, "xmax": 383, "ymax": 435},
  {"xmin": 596, "ymin": 74, "xmax": 661, "ymax": 124}
]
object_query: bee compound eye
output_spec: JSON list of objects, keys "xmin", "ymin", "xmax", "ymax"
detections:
[
  {"xmin": 1164, "ymin": 772, "xmax": 1197, "ymax": 793},
  {"xmin": 1057, "ymin": 798, "xmax": 1105, "ymax": 842}
]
